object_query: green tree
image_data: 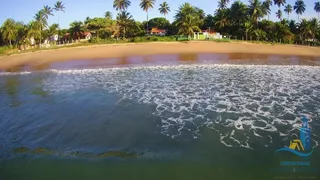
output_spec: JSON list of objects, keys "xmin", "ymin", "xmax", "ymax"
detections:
[
  {"xmin": 231, "ymin": 1, "xmax": 248, "ymax": 25},
  {"xmin": 273, "ymin": 0, "xmax": 286, "ymax": 10},
  {"xmin": 0, "ymin": 19, "xmax": 18, "ymax": 46},
  {"xmin": 294, "ymin": 0, "xmax": 306, "ymax": 20},
  {"xmin": 263, "ymin": 0, "xmax": 273, "ymax": 20},
  {"xmin": 202, "ymin": 14, "xmax": 215, "ymax": 30},
  {"xmin": 140, "ymin": 0, "xmax": 156, "ymax": 33},
  {"xmin": 214, "ymin": 9, "xmax": 231, "ymax": 35},
  {"xmin": 175, "ymin": 3, "xmax": 202, "ymax": 37},
  {"xmin": 54, "ymin": 1, "xmax": 65, "ymax": 43},
  {"xmin": 43, "ymin": 5, "xmax": 54, "ymax": 20},
  {"xmin": 276, "ymin": 9, "xmax": 283, "ymax": 20},
  {"xmin": 116, "ymin": 11, "xmax": 133, "ymax": 38},
  {"xmin": 177, "ymin": 15, "xmax": 201, "ymax": 37},
  {"xmin": 314, "ymin": 2, "xmax": 320, "ymax": 19},
  {"xmin": 284, "ymin": 4, "xmax": 292, "ymax": 19},
  {"xmin": 298, "ymin": 19, "xmax": 311, "ymax": 44},
  {"xmin": 260, "ymin": 19, "xmax": 275, "ymax": 40},
  {"xmin": 147, "ymin": 17, "xmax": 170, "ymax": 29},
  {"xmin": 159, "ymin": 1, "xmax": 170, "ymax": 18},
  {"xmin": 105, "ymin": 11, "xmax": 113, "ymax": 19},
  {"xmin": 248, "ymin": 0, "xmax": 265, "ymax": 28},
  {"xmin": 242, "ymin": 21, "xmax": 254, "ymax": 40},
  {"xmin": 218, "ymin": 0, "xmax": 230, "ymax": 9},
  {"xmin": 309, "ymin": 18, "xmax": 319, "ymax": 43},
  {"xmin": 113, "ymin": 0, "xmax": 131, "ymax": 11},
  {"xmin": 69, "ymin": 21, "xmax": 84, "ymax": 41},
  {"xmin": 253, "ymin": 29, "xmax": 267, "ymax": 41}
]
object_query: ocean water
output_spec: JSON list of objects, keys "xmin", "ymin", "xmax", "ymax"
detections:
[{"xmin": 0, "ymin": 55, "xmax": 320, "ymax": 180}]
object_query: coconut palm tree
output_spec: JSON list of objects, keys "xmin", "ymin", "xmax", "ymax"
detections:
[
  {"xmin": 263, "ymin": 0, "xmax": 273, "ymax": 20},
  {"xmin": 28, "ymin": 21, "xmax": 41, "ymax": 46},
  {"xmin": 214, "ymin": 9, "xmax": 231, "ymax": 33},
  {"xmin": 54, "ymin": 1, "xmax": 65, "ymax": 44},
  {"xmin": 273, "ymin": 0, "xmax": 286, "ymax": 10},
  {"xmin": 248, "ymin": 0, "xmax": 265, "ymax": 28},
  {"xmin": 284, "ymin": 4, "xmax": 292, "ymax": 19},
  {"xmin": 140, "ymin": 0, "xmax": 156, "ymax": 34},
  {"xmin": 159, "ymin": 1, "xmax": 170, "ymax": 18},
  {"xmin": 218, "ymin": 0, "xmax": 230, "ymax": 9},
  {"xmin": 116, "ymin": 11, "xmax": 133, "ymax": 38},
  {"xmin": 314, "ymin": 2, "xmax": 320, "ymax": 20},
  {"xmin": 38, "ymin": 5, "xmax": 54, "ymax": 47},
  {"xmin": 113, "ymin": 0, "xmax": 131, "ymax": 12},
  {"xmin": 105, "ymin": 11, "xmax": 113, "ymax": 19},
  {"xmin": 42, "ymin": 5, "xmax": 54, "ymax": 20},
  {"xmin": 276, "ymin": 9, "xmax": 283, "ymax": 20},
  {"xmin": 298, "ymin": 19, "xmax": 310, "ymax": 44},
  {"xmin": 294, "ymin": 0, "xmax": 306, "ymax": 21},
  {"xmin": 0, "ymin": 19, "xmax": 18, "ymax": 46},
  {"xmin": 309, "ymin": 18, "xmax": 319, "ymax": 43},
  {"xmin": 177, "ymin": 14, "xmax": 201, "ymax": 38},
  {"xmin": 230, "ymin": 1, "xmax": 248, "ymax": 25},
  {"xmin": 34, "ymin": 10, "xmax": 47, "ymax": 46},
  {"xmin": 69, "ymin": 21, "xmax": 84, "ymax": 41}
]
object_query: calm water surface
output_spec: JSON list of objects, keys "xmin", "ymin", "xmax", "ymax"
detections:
[{"xmin": 0, "ymin": 53, "xmax": 320, "ymax": 180}]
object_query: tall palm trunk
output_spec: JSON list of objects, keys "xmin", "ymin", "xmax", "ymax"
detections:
[
  {"xmin": 123, "ymin": 27, "xmax": 126, "ymax": 39},
  {"xmin": 57, "ymin": 11, "xmax": 60, "ymax": 44},
  {"xmin": 9, "ymin": 40, "xmax": 12, "ymax": 46},
  {"xmin": 146, "ymin": 11, "xmax": 149, "ymax": 35},
  {"xmin": 40, "ymin": 18, "xmax": 42, "ymax": 48}
]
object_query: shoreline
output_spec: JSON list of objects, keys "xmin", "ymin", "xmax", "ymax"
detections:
[{"xmin": 0, "ymin": 41, "xmax": 320, "ymax": 70}]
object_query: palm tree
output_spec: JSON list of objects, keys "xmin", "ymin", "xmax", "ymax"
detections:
[
  {"xmin": 105, "ymin": 11, "xmax": 113, "ymax": 19},
  {"xmin": 54, "ymin": 1, "xmax": 65, "ymax": 44},
  {"xmin": 263, "ymin": 0, "xmax": 273, "ymax": 20},
  {"xmin": 273, "ymin": 0, "xmax": 286, "ymax": 10},
  {"xmin": 230, "ymin": 1, "xmax": 248, "ymax": 25},
  {"xmin": 298, "ymin": 19, "xmax": 311, "ymax": 44},
  {"xmin": 42, "ymin": 5, "xmax": 54, "ymax": 20},
  {"xmin": 314, "ymin": 2, "xmax": 320, "ymax": 20},
  {"xmin": 294, "ymin": 0, "xmax": 306, "ymax": 21},
  {"xmin": 241, "ymin": 21, "xmax": 254, "ymax": 40},
  {"xmin": 69, "ymin": 21, "xmax": 84, "ymax": 41},
  {"xmin": 309, "ymin": 18, "xmax": 319, "ymax": 43},
  {"xmin": 113, "ymin": 0, "xmax": 131, "ymax": 12},
  {"xmin": 284, "ymin": 4, "xmax": 292, "ymax": 19},
  {"xmin": 248, "ymin": 0, "xmax": 265, "ymax": 28},
  {"xmin": 159, "ymin": 1, "xmax": 170, "ymax": 18},
  {"xmin": 39, "ymin": 5, "xmax": 54, "ymax": 47},
  {"xmin": 116, "ymin": 11, "xmax": 133, "ymax": 38},
  {"xmin": 0, "ymin": 19, "xmax": 17, "ymax": 46},
  {"xmin": 276, "ymin": 9, "xmax": 283, "ymax": 20},
  {"xmin": 214, "ymin": 9, "xmax": 231, "ymax": 33},
  {"xmin": 28, "ymin": 21, "xmax": 41, "ymax": 46},
  {"xmin": 177, "ymin": 14, "xmax": 201, "ymax": 38},
  {"xmin": 140, "ymin": 0, "xmax": 156, "ymax": 34},
  {"xmin": 218, "ymin": 0, "xmax": 230, "ymax": 9},
  {"xmin": 34, "ymin": 10, "xmax": 47, "ymax": 46}
]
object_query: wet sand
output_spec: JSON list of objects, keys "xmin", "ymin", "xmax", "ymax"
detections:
[{"xmin": 0, "ymin": 41, "xmax": 320, "ymax": 70}]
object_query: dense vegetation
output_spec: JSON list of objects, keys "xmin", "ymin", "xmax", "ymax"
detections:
[{"xmin": 1, "ymin": 0, "xmax": 320, "ymax": 54}]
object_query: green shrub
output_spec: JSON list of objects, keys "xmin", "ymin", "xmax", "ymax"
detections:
[{"xmin": 0, "ymin": 46, "xmax": 15, "ymax": 55}]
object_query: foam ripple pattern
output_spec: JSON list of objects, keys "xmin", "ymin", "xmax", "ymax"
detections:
[{"xmin": 2, "ymin": 64, "xmax": 320, "ymax": 149}]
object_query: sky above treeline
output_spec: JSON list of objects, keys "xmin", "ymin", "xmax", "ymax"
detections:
[{"xmin": 1, "ymin": 0, "xmax": 319, "ymax": 29}]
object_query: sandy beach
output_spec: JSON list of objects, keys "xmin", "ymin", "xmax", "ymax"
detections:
[{"xmin": 0, "ymin": 41, "xmax": 320, "ymax": 70}]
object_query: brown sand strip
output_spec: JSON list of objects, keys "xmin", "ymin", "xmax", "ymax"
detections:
[{"xmin": 0, "ymin": 41, "xmax": 319, "ymax": 70}]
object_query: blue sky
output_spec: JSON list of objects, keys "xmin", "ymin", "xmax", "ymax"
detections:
[{"xmin": 1, "ymin": 0, "xmax": 318, "ymax": 29}]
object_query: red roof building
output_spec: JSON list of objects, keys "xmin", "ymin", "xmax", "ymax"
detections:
[{"xmin": 150, "ymin": 27, "xmax": 166, "ymax": 35}]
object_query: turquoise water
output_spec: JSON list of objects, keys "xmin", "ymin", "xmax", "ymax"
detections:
[{"xmin": 1, "ymin": 56, "xmax": 320, "ymax": 180}]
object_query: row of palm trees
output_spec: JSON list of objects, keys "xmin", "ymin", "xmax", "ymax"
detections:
[{"xmin": 1, "ymin": 0, "xmax": 320, "ymax": 47}]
